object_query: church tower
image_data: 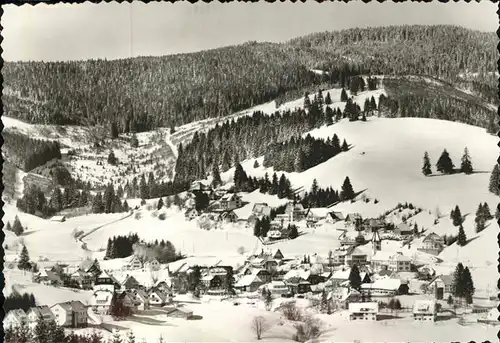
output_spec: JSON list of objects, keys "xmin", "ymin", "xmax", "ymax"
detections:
[{"xmin": 371, "ymin": 229, "xmax": 382, "ymax": 256}]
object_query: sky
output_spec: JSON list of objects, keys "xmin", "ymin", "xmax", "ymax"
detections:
[{"xmin": 2, "ymin": 1, "xmax": 498, "ymax": 62}]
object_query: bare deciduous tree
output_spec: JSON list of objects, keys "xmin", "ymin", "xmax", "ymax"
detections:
[
  {"xmin": 281, "ymin": 302, "xmax": 303, "ymax": 321},
  {"xmin": 293, "ymin": 315, "xmax": 323, "ymax": 342},
  {"xmin": 251, "ymin": 316, "xmax": 270, "ymax": 340}
]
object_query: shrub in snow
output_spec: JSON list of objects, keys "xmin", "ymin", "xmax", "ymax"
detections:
[
  {"xmin": 281, "ymin": 302, "xmax": 303, "ymax": 321},
  {"xmin": 251, "ymin": 316, "xmax": 270, "ymax": 340},
  {"xmin": 293, "ymin": 315, "xmax": 322, "ymax": 342},
  {"xmin": 158, "ymin": 213, "xmax": 166, "ymax": 221},
  {"xmin": 134, "ymin": 212, "xmax": 142, "ymax": 220},
  {"xmin": 151, "ymin": 210, "xmax": 158, "ymax": 218},
  {"xmin": 146, "ymin": 204, "xmax": 153, "ymax": 211}
]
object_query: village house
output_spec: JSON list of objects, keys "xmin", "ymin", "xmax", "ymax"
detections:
[
  {"xmin": 126, "ymin": 255, "xmax": 161, "ymax": 271},
  {"xmin": 234, "ymin": 274, "xmax": 265, "ymax": 293},
  {"xmin": 131, "ymin": 289, "xmax": 150, "ymax": 311},
  {"xmin": 27, "ymin": 306, "xmax": 56, "ymax": 330},
  {"xmin": 395, "ymin": 222, "xmax": 414, "ymax": 236},
  {"xmin": 348, "ymin": 302, "xmax": 379, "ymax": 321},
  {"xmin": 190, "ymin": 181, "xmax": 212, "ymax": 193},
  {"xmin": 90, "ymin": 284, "xmax": 115, "ymax": 314},
  {"xmin": 219, "ymin": 193, "xmax": 242, "ymax": 211},
  {"xmin": 371, "ymin": 251, "xmax": 412, "ymax": 272},
  {"xmin": 4, "ymin": 309, "xmax": 28, "ymax": 329},
  {"xmin": 184, "ymin": 208, "xmax": 200, "ymax": 221},
  {"xmin": 328, "ymin": 268, "xmax": 371, "ymax": 288},
  {"xmin": 148, "ymin": 288, "xmax": 170, "ymax": 306},
  {"xmin": 218, "ymin": 209, "xmax": 239, "ymax": 223},
  {"xmin": 50, "ymin": 301, "xmax": 88, "ymax": 328},
  {"xmin": 267, "ymin": 229, "xmax": 282, "ymax": 240},
  {"xmin": 360, "ymin": 278, "xmax": 409, "ymax": 297},
  {"xmin": 267, "ymin": 280, "xmax": 290, "ymax": 296},
  {"xmin": 305, "ymin": 208, "xmax": 331, "ymax": 226},
  {"xmin": 427, "ymin": 274, "xmax": 454, "ymax": 300},
  {"xmin": 344, "ymin": 247, "xmax": 369, "ymax": 267},
  {"xmin": 413, "ymin": 300, "xmax": 437, "ymax": 322},
  {"xmin": 79, "ymin": 259, "xmax": 102, "ymax": 279},
  {"xmin": 328, "ymin": 286, "xmax": 362, "ymax": 310},
  {"xmin": 326, "ymin": 211, "xmax": 345, "ymax": 224},
  {"xmin": 285, "ymin": 277, "xmax": 311, "ymax": 295},
  {"xmin": 345, "ymin": 213, "xmax": 363, "ymax": 228},
  {"xmin": 247, "ymin": 203, "xmax": 272, "ymax": 227},
  {"xmin": 244, "ymin": 267, "xmax": 271, "ymax": 283},
  {"xmin": 95, "ymin": 270, "xmax": 121, "ymax": 290},
  {"xmin": 118, "ymin": 291, "xmax": 137, "ymax": 311},
  {"xmin": 119, "ymin": 275, "xmax": 141, "ymax": 291},
  {"xmin": 34, "ymin": 268, "xmax": 63, "ymax": 286},
  {"xmin": 284, "ymin": 202, "xmax": 307, "ymax": 221},
  {"xmin": 70, "ymin": 269, "xmax": 93, "ymax": 289},
  {"xmin": 50, "ymin": 215, "xmax": 67, "ymax": 222},
  {"xmin": 418, "ymin": 232, "xmax": 445, "ymax": 255}
]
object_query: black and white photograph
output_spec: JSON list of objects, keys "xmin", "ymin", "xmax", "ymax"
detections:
[{"xmin": 2, "ymin": 1, "xmax": 499, "ymax": 342}]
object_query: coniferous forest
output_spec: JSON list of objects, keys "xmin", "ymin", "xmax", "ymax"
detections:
[
  {"xmin": 3, "ymin": 26, "xmax": 496, "ymax": 132},
  {"xmin": 3, "ymin": 131, "xmax": 61, "ymax": 171}
]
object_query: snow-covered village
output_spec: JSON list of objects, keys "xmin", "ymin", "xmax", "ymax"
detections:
[{"xmin": 2, "ymin": 2, "xmax": 499, "ymax": 343}]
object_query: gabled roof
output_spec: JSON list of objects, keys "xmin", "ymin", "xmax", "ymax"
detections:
[
  {"xmin": 79, "ymin": 259, "xmax": 98, "ymax": 273},
  {"xmin": 361, "ymin": 278, "xmax": 402, "ymax": 291},
  {"xmin": 28, "ymin": 306, "xmax": 54, "ymax": 319},
  {"xmin": 423, "ymin": 232, "xmax": 444, "ymax": 242},
  {"xmin": 428, "ymin": 274, "xmax": 453, "ymax": 286},
  {"xmin": 7, "ymin": 309, "xmax": 27, "ymax": 319},
  {"xmin": 330, "ymin": 211, "xmax": 345, "ymax": 220},
  {"xmin": 413, "ymin": 300, "xmax": 436, "ymax": 314},
  {"xmin": 235, "ymin": 274, "xmax": 264, "ymax": 287},
  {"xmin": 149, "ymin": 288, "xmax": 169, "ymax": 302}
]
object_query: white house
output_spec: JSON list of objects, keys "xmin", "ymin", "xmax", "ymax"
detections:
[
  {"xmin": 90, "ymin": 284, "xmax": 115, "ymax": 314},
  {"xmin": 360, "ymin": 278, "xmax": 408, "ymax": 297},
  {"xmin": 267, "ymin": 281, "xmax": 289, "ymax": 296},
  {"xmin": 27, "ymin": 306, "xmax": 56, "ymax": 330},
  {"xmin": 131, "ymin": 289, "xmax": 150, "ymax": 311},
  {"xmin": 427, "ymin": 274, "xmax": 454, "ymax": 300},
  {"xmin": 50, "ymin": 301, "xmax": 88, "ymax": 328},
  {"xmin": 234, "ymin": 274, "xmax": 265, "ymax": 293},
  {"xmin": 418, "ymin": 232, "xmax": 445, "ymax": 255},
  {"xmin": 4, "ymin": 309, "xmax": 27, "ymax": 329},
  {"xmin": 413, "ymin": 300, "xmax": 437, "ymax": 322},
  {"xmin": 371, "ymin": 251, "xmax": 411, "ymax": 272},
  {"xmin": 219, "ymin": 193, "xmax": 242, "ymax": 210},
  {"xmin": 348, "ymin": 302, "xmax": 378, "ymax": 321},
  {"xmin": 149, "ymin": 288, "xmax": 170, "ymax": 306}
]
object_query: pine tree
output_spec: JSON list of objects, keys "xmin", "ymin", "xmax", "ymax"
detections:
[
  {"xmin": 253, "ymin": 219, "xmax": 261, "ymax": 237},
  {"xmin": 436, "ymin": 149, "xmax": 455, "ymax": 174},
  {"xmin": 123, "ymin": 200, "xmax": 129, "ymax": 211},
  {"xmin": 92, "ymin": 192, "xmax": 104, "ymax": 213},
  {"xmin": 320, "ymin": 289, "xmax": 328, "ymax": 313},
  {"xmin": 325, "ymin": 92, "xmax": 332, "ymax": 105},
  {"xmin": 488, "ymin": 164, "xmax": 500, "ymax": 195},
  {"xmin": 253, "ymin": 160, "xmax": 260, "ymax": 168},
  {"xmin": 211, "ymin": 164, "xmax": 222, "ymax": 188},
  {"xmin": 452, "ymin": 205, "xmax": 463, "ymax": 226},
  {"xmin": 340, "ymin": 88, "xmax": 348, "ymax": 102},
  {"xmin": 457, "ymin": 224, "xmax": 467, "ymax": 246},
  {"xmin": 462, "ymin": 267, "xmax": 475, "ymax": 304},
  {"xmin": 50, "ymin": 188, "xmax": 63, "ymax": 211},
  {"xmin": 108, "ymin": 150, "xmax": 117, "ymax": 165},
  {"xmin": 475, "ymin": 218, "xmax": 485, "ymax": 233},
  {"xmin": 348, "ymin": 264, "xmax": 362, "ymax": 290},
  {"xmin": 126, "ymin": 330, "xmax": 137, "ymax": 343},
  {"xmin": 13, "ymin": 215, "xmax": 24, "ymax": 236},
  {"xmin": 370, "ymin": 96, "xmax": 377, "ymax": 111},
  {"xmin": 340, "ymin": 176, "xmax": 355, "ymax": 201},
  {"xmin": 157, "ymin": 198, "xmax": 164, "ymax": 210},
  {"xmin": 452, "ymin": 262, "xmax": 465, "ymax": 298},
  {"xmin": 496, "ymin": 205, "xmax": 500, "ymax": 220},
  {"xmin": 294, "ymin": 149, "xmax": 306, "ymax": 172},
  {"xmin": 325, "ymin": 106, "xmax": 334, "ymax": 126},
  {"xmin": 139, "ymin": 174, "xmax": 149, "ymax": 200},
  {"xmin": 18, "ymin": 245, "xmax": 31, "ymax": 270},
  {"xmin": 341, "ymin": 139, "xmax": 349, "ymax": 151},
  {"xmin": 460, "ymin": 147, "xmax": 473, "ymax": 174},
  {"xmin": 270, "ymin": 173, "xmax": 279, "ymax": 195},
  {"xmin": 481, "ymin": 202, "xmax": 493, "ymax": 220},
  {"xmin": 289, "ymin": 224, "xmax": 298, "ymax": 239},
  {"xmin": 303, "ymin": 92, "xmax": 311, "ymax": 110},
  {"xmin": 422, "ymin": 152, "xmax": 432, "ymax": 176},
  {"xmin": 110, "ymin": 330, "xmax": 123, "ymax": 343},
  {"xmin": 103, "ymin": 183, "xmax": 116, "ymax": 214},
  {"xmin": 130, "ymin": 134, "xmax": 139, "ymax": 148},
  {"xmin": 475, "ymin": 203, "xmax": 484, "ymax": 221},
  {"xmin": 5, "ymin": 221, "xmax": 12, "ymax": 232}
]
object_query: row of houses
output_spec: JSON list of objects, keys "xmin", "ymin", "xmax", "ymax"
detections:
[
  {"xmin": 5, "ymin": 301, "xmax": 88, "ymax": 331},
  {"xmin": 347, "ymin": 300, "xmax": 438, "ymax": 322}
]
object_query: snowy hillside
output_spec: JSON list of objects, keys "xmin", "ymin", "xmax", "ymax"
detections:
[{"xmin": 222, "ymin": 117, "xmax": 498, "ymax": 219}]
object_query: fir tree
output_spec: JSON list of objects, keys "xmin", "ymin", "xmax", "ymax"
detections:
[
  {"xmin": 157, "ymin": 198, "xmax": 164, "ymax": 210},
  {"xmin": 253, "ymin": 160, "xmax": 260, "ymax": 168},
  {"xmin": 92, "ymin": 192, "xmax": 104, "ymax": 213},
  {"xmin": 294, "ymin": 149, "xmax": 306, "ymax": 172},
  {"xmin": 340, "ymin": 176, "xmax": 355, "ymax": 201},
  {"xmin": 452, "ymin": 263, "xmax": 465, "ymax": 298},
  {"xmin": 462, "ymin": 266, "xmax": 475, "ymax": 304},
  {"xmin": 253, "ymin": 219, "xmax": 261, "ymax": 237},
  {"xmin": 460, "ymin": 147, "xmax": 473, "ymax": 174},
  {"xmin": 108, "ymin": 150, "xmax": 117, "ymax": 165},
  {"xmin": 18, "ymin": 245, "xmax": 31, "ymax": 270},
  {"xmin": 481, "ymin": 202, "xmax": 493, "ymax": 220},
  {"xmin": 348, "ymin": 264, "xmax": 362, "ymax": 290},
  {"xmin": 50, "ymin": 188, "xmax": 64, "ymax": 211},
  {"xmin": 320, "ymin": 289, "xmax": 328, "ymax": 313},
  {"xmin": 211, "ymin": 164, "xmax": 222, "ymax": 188},
  {"xmin": 123, "ymin": 200, "xmax": 129, "ymax": 211},
  {"xmin": 436, "ymin": 149, "xmax": 455, "ymax": 174},
  {"xmin": 325, "ymin": 92, "xmax": 332, "ymax": 105},
  {"xmin": 324, "ymin": 106, "xmax": 334, "ymax": 126},
  {"xmin": 126, "ymin": 330, "xmax": 137, "ymax": 343},
  {"xmin": 340, "ymin": 88, "xmax": 348, "ymax": 102},
  {"xmin": 13, "ymin": 215, "xmax": 24, "ymax": 236},
  {"xmin": 341, "ymin": 139, "xmax": 349, "ymax": 151},
  {"xmin": 139, "ymin": 174, "xmax": 149, "ymax": 200},
  {"xmin": 422, "ymin": 152, "xmax": 432, "ymax": 176},
  {"xmin": 270, "ymin": 173, "xmax": 279, "ymax": 195},
  {"xmin": 130, "ymin": 134, "xmax": 139, "ymax": 148},
  {"xmin": 457, "ymin": 224, "xmax": 467, "ymax": 246},
  {"xmin": 289, "ymin": 224, "xmax": 298, "ymax": 239},
  {"xmin": 488, "ymin": 164, "xmax": 500, "ymax": 195},
  {"xmin": 303, "ymin": 92, "xmax": 311, "ymax": 110},
  {"xmin": 452, "ymin": 205, "xmax": 463, "ymax": 226},
  {"xmin": 103, "ymin": 183, "xmax": 116, "ymax": 214},
  {"xmin": 496, "ymin": 205, "xmax": 500, "ymax": 220},
  {"xmin": 5, "ymin": 221, "xmax": 12, "ymax": 232},
  {"xmin": 475, "ymin": 218, "xmax": 485, "ymax": 233}
]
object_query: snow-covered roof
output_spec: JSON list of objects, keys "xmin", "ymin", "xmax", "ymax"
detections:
[
  {"xmin": 348, "ymin": 302, "xmax": 378, "ymax": 314},
  {"xmin": 235, "ymin": 274, "xmax": 263, "ymax": 287},
  {"xmin": 50, "ymin": 215, "xmax": 66, "ymax": 221},
  {"xmin": 268, "ymin": 281, "xmax": 287, "ymax": 289},
  {"xmin": 307, "ymin": 208, "xmax": 331, "ymax": 218},
  {"xmin": 423, "ymin": 232, "xmax": 444, "ymax": 242},
  {"xmin": 362, "ymin": 278, "xmax": 402, "ymax": 291},
  {"xmin": 413, "ymin": 300, "xmax": 436, "ymax": 314},
  {"xmin": 7, "ymin": 309, "xmax": 27, "ymax": 319},
  {"xmin": 284, "ymin": 269, "xmax": 310, "ymax": 281}
]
